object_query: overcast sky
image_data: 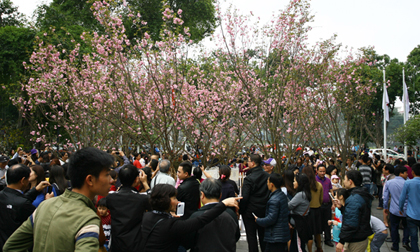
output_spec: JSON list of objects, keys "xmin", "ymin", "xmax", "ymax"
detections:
[{"xmin": 13, "ymin": 0, "xmax": 420, "ymax": 63}]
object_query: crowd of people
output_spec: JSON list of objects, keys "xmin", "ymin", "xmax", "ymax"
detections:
[{"xmin": 0, "ymin": 145, "xmax": 419, "ymax": 252}]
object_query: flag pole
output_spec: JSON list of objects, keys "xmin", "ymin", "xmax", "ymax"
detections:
[
  {"xmin": 403, "ymin": 68, "xmax": 408, "ymax": 161},
  {"xmin": 383, "ymin": 70, "xmax": 387, "ymax": 162}
]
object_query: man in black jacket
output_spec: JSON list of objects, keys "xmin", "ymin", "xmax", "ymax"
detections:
[
  {"xmin": 0, "ymin": 164, "xmax": 50, "ymax": 251},
  {"xmin": 186, "ymin": 178, "xmax": 239, "ymax": 252},
  {"xmin": 336, "ymin": 170, "xmax": 373, "ymax": 252},
  {"xmin": 177, "ymin": 161, "xmax": 200, "ymax": 219},
  {"xmin": 239, "ymin": 154, "xmax": 270, "ymax": 252},
  {"xmin": 106, "ymin": 164, "xmax": 151, "ymax": 252}
]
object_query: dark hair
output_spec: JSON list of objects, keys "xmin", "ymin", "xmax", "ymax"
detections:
[
  {"xmin": 6, "ymin": 164, "xmax": 31, "ymax": 185},
  {"xmin": 193, "ymin": 166, "xmax": 202, "ymax": 179},
  {"xmin": 250, "ymin": 154, "xmax": 262, "ymax": 166},
  {"xmin": 412, "ymin": 163, "xmax": 420, "ymax": 176},
  {"xmin": 394, "ymin": 165, "xmax": 408, "ymax": 176},
  {"xmin": 283, "ymin": 170, "xmax": 296, "ymax": 196},
  {"xmin": 31, "ymin": 153, "xmax": 38, "ymax": 162},
  {"xmin": 8, "ymin": 158, "xmax": 20, "ymax": 166},
  {"xmin": 119, "ymin": 164, "xmax": 139, "ymax": 187},
  {"xmin": 142, "ymin": 167, "xmax": 153, "ymax": 185},
  {"xmin": 362, "ymin": 155, "xmax": 369, "ymax": 164},
  {"xmin": 62, "ymin": 163, "xmax": 70, "ymax": 180},
  {"xmin": 296, "ymin": 173, "xmax": 312, "ymax": 202},
  {"xmin": 109, "ymin": 170, "xmax": 117, "ymax": 179},
  {"xmin": 179, "ymin": 161, "xmax": 192, "ymax": 176},
  {"xmin": 336, "ymin": 188, "xmax": 349, "ymax": 200},
  {"xmin": 150, "ymin": 184, "xmax": 177, "ymax": 211},
  {"xmin": 317, "ymin": 164, "xmax": 327, "ymax": 171},
  {"xmin": 346, "ymin": 170, "xmax": 363, "ymax": 187},
  {"xmin": 42, "ymin": 153, "xmax": 50, "ymax": 163},
  {"xmin": 384, "ymin": 164, "xmax": 394, "ymax": 174},
  {"xmin": 394, "ymin": 159, "xmax": 401, "ymax": 166},
  {"xmin": 182, "ymin": 154, "xmax": 189, "ymax": 161},
  {"xmin": 200, "ymin": 178, "xmax": 222, "ymax": 200},
  {"xmin": 49, "ymin": 165, "xmax": 69, "ymax": 194},
  {"xmin": 97, "ymin": 197, "xmax": 107, "ymax": 207},
  {"xmin": 219, "ymin": 165, "xmax": 231, "ymax": 182},
  {"xmin": 407, "ymin": 157, "xmax": 416, "ymax": 167},
  {"xmin": 68, "ymin": 147, "xmax": 114, "ymax": 189},
  {"xmin": 326, "ymin": 165, "xmax": 336, "ymax": 176},
  {"xmin": 30, "ymin": 165, "xmax": 46, "ymax": 186},
  {"xmin": 268, "ymin": 173, "xmax": 283, "ymax": 189},
  {"xmin": 150, "ymin": 159, "xmax": 158, "ymax": 171},
  {"xmin": 302, "ymin": 166, "xmax": 318, "ymax": 192}
]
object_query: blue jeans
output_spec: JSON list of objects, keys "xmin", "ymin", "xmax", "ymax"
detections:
[
  {"xmin": 407, "ymin": 216, "xmax": 420, "ymax": 252},
  {"xmin": 370, "ymin": 231, "xmax": 387, "ymax": 252},
  {"xmin": 363, "ymin": 184, "xmax": 371, "ymax": 194},
  {"xmin": 390, "ymin": 213, "xmax": 410, "ymax": 250}
]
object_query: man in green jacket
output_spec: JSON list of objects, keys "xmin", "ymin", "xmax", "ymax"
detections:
[{"xmin": 3, "ymin": 147, "xmax": 114, "ymax": 252}]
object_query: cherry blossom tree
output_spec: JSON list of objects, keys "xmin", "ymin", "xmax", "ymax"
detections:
[{"xmin": 15, "ymin": 0, "xmax": 374, "ymax": 171}]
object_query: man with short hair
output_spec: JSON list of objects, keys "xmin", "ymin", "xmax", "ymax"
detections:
[
  {"xmin": 177, "ymin": 161, "xmax": 200, "ymax": 219},
  {"xmin": 399, "ymin": 163, "xmax": 420, "ymax": 252},
  {"xmin": 336, "ymin": 170, "xmax": 373, "ymax": 252},
  {"xmin": 382, "ymin": 163, "xmax": 396, "ymax": 228},
  {"xmin": 59, "ymin": 151, "xmax": 69, "ymax": 165},
  {"xmin": 151, "ymin": 159, "xmax": 175, "ymax": 189},
  {"xmin": 384, "ymin": 166, "xmax": 411, "ymax": 251},
  {"xmin": 358, "ymin": 155, "xmax": 373, "ymax": 193},
  {"xmin": 0, "ymin": 164, "xmax": 50, "ymax": 251},
  {"xmin": 263, "ymin": 158, "xmax": 276, "ymax": 174},
  {"xmin": 240, "ymin": 154, "xmax": 270, "ymax": 252},
  {"xmin": 3, "ymin": 147, "xmax": 114, "ymax": 252},
  {"xmin": 186, "ymin": 178, "xmax": 239, "ymax": 252},
  {"xmin": 0, "ymin": 156, "xmax": 9, "ymax": 191},
  {"xmin": 255, "ymin": 173, "xmax": 290, "ymax": 252},
  {"xmin": 106, "ymin": 164, "xmax": 151, "ymax": 252},
  {"xmin": 316, "ymin": 165, "xmax": 334, "ymax": 247}
]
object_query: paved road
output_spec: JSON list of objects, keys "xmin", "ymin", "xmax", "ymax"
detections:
[{"xmin": 236, "ymin": 197, "xmax": 412, "ymax": 252}]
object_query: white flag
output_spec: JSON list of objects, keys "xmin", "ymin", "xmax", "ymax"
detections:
[
  {"xmin": 403, "ymin": 79, "xmax": 410, "ymax": 121},
  {"xmin": 382, "ymin": 85, "xmax": 389, "ymax": 122}
]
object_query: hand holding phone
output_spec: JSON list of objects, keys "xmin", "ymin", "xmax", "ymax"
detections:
[{"xmin": 176, "ymin": 202, "xmax": 185, "ymax": 216}]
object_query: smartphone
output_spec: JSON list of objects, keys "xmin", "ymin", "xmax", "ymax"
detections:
[
  {"xmin": 115, "ymin": 151, "xmax": 120, "ymax": 155},
  {"xmin": 47, "ymin": 186, "xmax": 53, "ymax": 194},
  {"xmin": 329, "ymin": 192, "xmax": 335, "ymax": 200},
  {"xmin": 252, "ymin": 212, "xmax": 257, "ymax": 218},
  {"xmin": 176, "ymin": 202, "xmax": 185, "ymax": 216}
]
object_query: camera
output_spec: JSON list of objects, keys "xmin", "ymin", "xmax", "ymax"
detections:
[{"xmin": 115, "ymin": 151, "xmax": 120, "ymax": 155}]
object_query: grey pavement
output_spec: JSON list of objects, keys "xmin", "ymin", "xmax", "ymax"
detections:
[{"xmin": 236, "ymin": 197, "xmax": 414, "ymax": 252}]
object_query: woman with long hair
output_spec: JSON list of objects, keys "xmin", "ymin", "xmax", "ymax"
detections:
[
  {"xmin": 218, "ymin": 165, "xmax": 237, "ymax": 201},
  {"xmin": 49, "ymin": 165, "xmax": 70, "ymax": 196},
  {"xmin": 28, "ymin": 165, "xmax": 53, "ymax": 207},
  {"xmin": 283, "ymin": 170, "xmax": 297, "ymax": 200},
  {"xmin": 288, "ymin": 173, "xmax": 312, "ymax": 252},
  {"xmin": 301, "ymin": 166, "xmax": 323, "ymax": 252},
  {"xmin": 140, "ymin": 183, "xmax": 239, "ymax": 251}
]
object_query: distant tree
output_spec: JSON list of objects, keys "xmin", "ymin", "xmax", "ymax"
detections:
[
  {"xmin": 393, "ymin": 114, "xmax": 420, "ymax": 148},
  {"xmin": 0, "ymin": 0, "xmax": 26, "ymax": 27},
  {"xmin": 0, "ymin": 26, "xmax": 36, "ymax": 149},
  {"xmin": 35, "ymin": 0, "xmax": 217, "ymax": 43},
  {"xmin": 406, "ymin": 45, "xmax": 420, "ymax": 115}
]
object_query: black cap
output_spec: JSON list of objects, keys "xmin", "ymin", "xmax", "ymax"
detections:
[{"xmin": 0, "ymin": 156, "xmax": 9, "ymax": 163}]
